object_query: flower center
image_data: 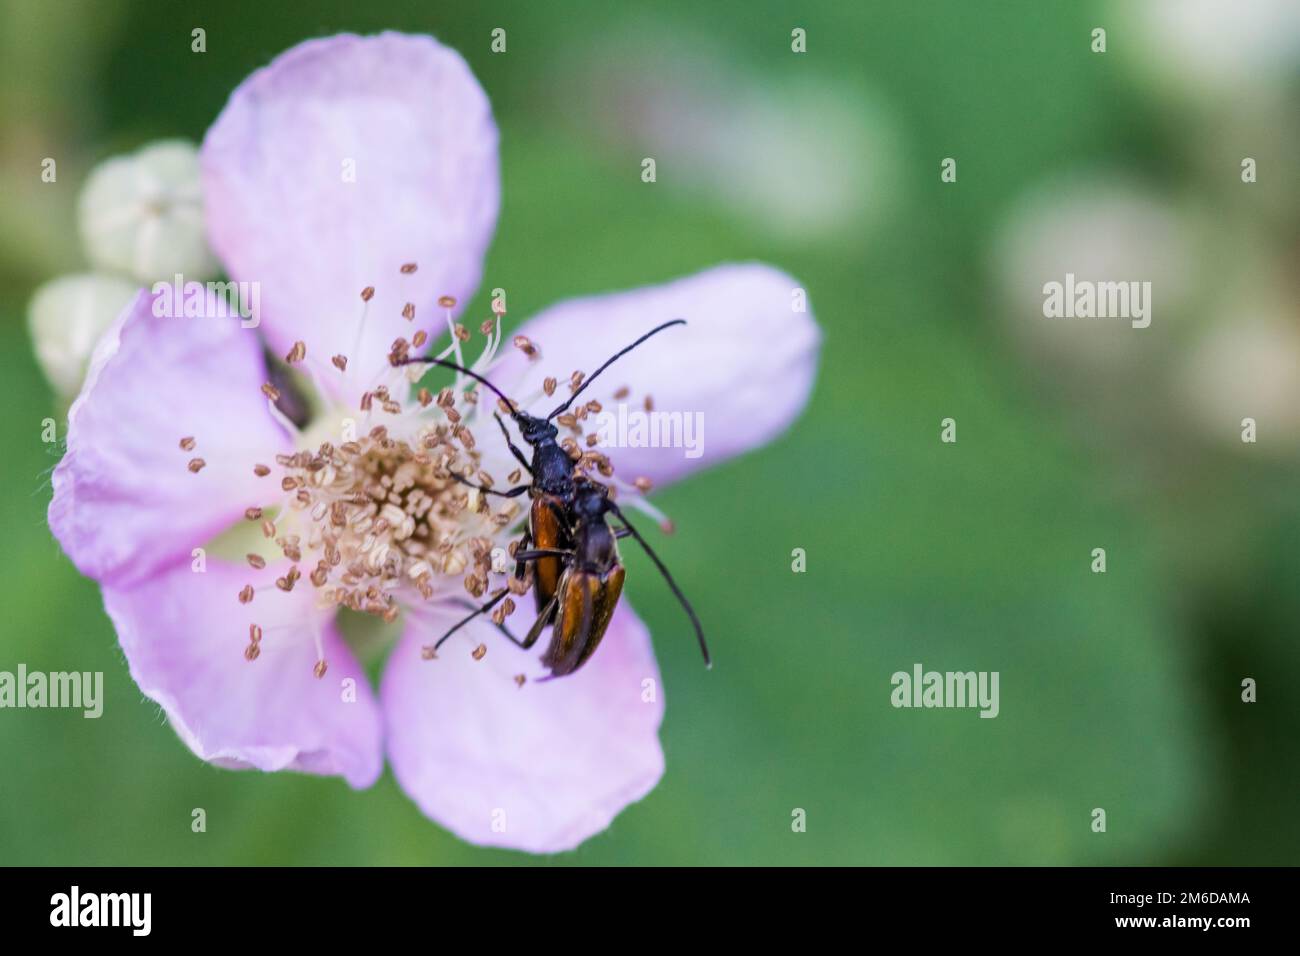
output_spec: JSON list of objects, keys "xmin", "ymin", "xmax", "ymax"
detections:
[
  {"xmin": 222, "ymin": 283, "xmax": 538, "ymax": 675},
  {"xmin": 267, "ymin": 424, "xmax": 520, "ymax": 620}
]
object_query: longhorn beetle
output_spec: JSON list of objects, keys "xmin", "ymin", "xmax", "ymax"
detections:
[{"xmin": 395, "ymin": 319, "xmax": 710, "ymax": 677}]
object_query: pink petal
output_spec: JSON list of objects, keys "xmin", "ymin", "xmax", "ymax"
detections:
[
  {"xmin": 102, "ymin": 558, "xmax": 383, "ymax": 788},
  {"xmin": 201, "ymin": 32, "xmax": 500, "ymax": 394},
  {"xmin": 382, "ymin": 602, "xmax": 664, "ymax": 853},
  {"xmin": 49, "ymin": 289, "xmax": 291, "ymax": 588},
  {"xmin": 498, "ymin": 263, "xmax": 820, "ymax": 488}
]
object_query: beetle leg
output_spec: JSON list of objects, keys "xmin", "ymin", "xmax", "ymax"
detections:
[
  {"xmin": 448, "ymin": 597, "xmax": 520, "ymax": 646},
  {"xmin": 523, "ymin": 594, "xmax": 559, "ymax": 649},
  {"xmin": 450, "ymin": 472, "xmax": 530, "ymax": 498},
  {"xmin": 512, "ymin": 528, "xmax": 532, "ymax": 581},
  {"xmin": 495, "ymin": 413, "xmax": 535, "ymax": 475},
  {"xmin": 431, "ymin": 543, "xmax": 571, "ymax": 653},
  {"xmin": 513, "ymin": 548, "xmax": 573, "ymax": 561},
  {"xmin": 431, "ymin": 589, "xmax": 511, "ymax": 653}
]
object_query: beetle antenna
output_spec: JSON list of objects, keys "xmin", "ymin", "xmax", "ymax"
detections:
[
  {"xmin": 546, "ymin": 319, "xmax": 686, "ymax": 420},
  {"xmin": 608, "ymin": 502, "xmax": 711, "ymax": 668},
  {"xmin": 394, "ymin": 356, "xmax": 520, "ymax": 418}
]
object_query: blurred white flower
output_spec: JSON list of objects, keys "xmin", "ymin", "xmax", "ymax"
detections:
[
  {"xmin": 27, "ymin": 273, "xmax": 137, "ymax": 397},
  {"xmin": 1116, "ymin": 0, "xmax": 1300, "ymax": 102},
  {"xmin": 1179, "ymin": 301, "xmax": 1300, "ymax": 448},
  {"xmin": 992, "ymin": 175, "xmax": 1198, "ymax": 374},
  {"xmin": 78, "ymin": 139, "xmax": 218, "ymax": 282}
]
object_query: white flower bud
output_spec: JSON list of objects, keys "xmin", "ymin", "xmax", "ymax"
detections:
[
  {"xmin": 78, "ymin": 139, "xmax": 218, "ymax": 282},
  {"xmin": 27, "ymin": 273, "xmax": 138, "ymax": 397}
]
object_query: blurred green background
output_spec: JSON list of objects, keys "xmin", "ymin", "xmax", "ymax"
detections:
[{"xmin": 2, "ymin": 0, "xmax": 1298, "ymax": 865}]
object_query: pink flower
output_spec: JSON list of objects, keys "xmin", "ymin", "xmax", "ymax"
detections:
[{"xmin": 48, "ymin": 32, "xmax": 819, "ymax": 853}]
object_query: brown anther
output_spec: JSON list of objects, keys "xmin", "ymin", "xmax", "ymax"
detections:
[
  {"xmin": 512, "ymin": 335, "xmax": 538, "ymax": 358},
  {"xmin": 247, "ymin": 553, "xmax": 266, "ymax": 570},
  {"xmin": 261, "ymin": 382, "xmax": 281, "ymax": 402},
  {"xmin": 614, "ymin": 386, "xmax": 630, "ymax": 400},
  {"xmin": 585, "ymin": 400, "xmax": 603, "ymax": 414},
  {"xmin": 644, "ymin": 394, "xmax": 654, "ymax": 412},
  {"xmin": 412, "ymin": 330, "xmax": 428, "ymax": 348},
  {"xmin": 187, "ymin": 458, "xmax": 206, "ymax": 473},
  {"xmin": 250, "ymin": 623, "xmax": 263, "ymax": 642},
  {"xmin": 261, "ymin": 519, "xmax": 276, "ymax": 539},
  {"xmin": 281, "ymin": 476, "xmax": 300, "ymax": 492},
  {"xmin": 285, "ymin": 341, "xmax": 306, "ymax": 363},
  {"xmin": 400, "ymin": 262, "xmax": 418, "ymax": 274},
  {"xmin": 491, "ymin": 597, "xmax": 516, "ymax": 625},
  {"xmin": 238, "ymin": 585, "xmax": 254, "ymax": 604},
  {"xmin": 586, "ymin": 434, "xmax": 600, "ymax": 447},
  {"xmin": 480, "ymin": 319, "xmax": 495, "ymax": 336},
  {"xmin": 313, "ymin": 660, "xmax": 328, "ymax": 679},
  {"xmin": 561, "ymin": 438, "xmax": 580, "ymax": 459},
  {"xmin": 360, "ymin": 392, "xmax": 374, "ymax": 412},
  {"xmin": 245, "ymin": 506, "xmax": 263, "ymax": 521},
  {"xmin": 331, "ymin": 354, "xmax": 348, "ymax": 372},
  {"xmin": 570, "ymin": 371, "xmax": 585, "ymax": 391},
  {"xmin": 453, "ymin": 323, "xmax": 470, "ymax": 342},
  {"xmin": 417, "ymin": 388, "xmax": 433, "ymax": 407},
  {"xmin": 437, "ymin": 295, "xmax": 457, "ymax": 309},
  {"xmin": 275, "ymin": 574, "xmax": 293, "ymax": 592},
  {"xmin": 556, "ymin": 413, "xmax": 579, "ymax": 429},
  {"xmin": 472, "ymin": 644, "xmax": 487, "ymax": 661},
  {"xmin": 542, "ymin": 376, "xmax": 557, "ymax": 396},
  {"xmin": 253, "ymin": 463, "xmax": 271, "ymax": 477},
  {"xmin": 179, "ymin": 436, "xmax": 196, "ymax": 451},
  {"xmin": 244, "ymin": 643, "xmax": 261, "ymax": 662},
  {"xmin": 421, "ymin": 645, "xmax": 438, "ymax": 660},
  {"xmin": 513, "ymin": 674, "xmax": 526, "ymax": 688},
  {"xmin": 361, "ymin": 286, "xmax": 375, "ymax": 302}
]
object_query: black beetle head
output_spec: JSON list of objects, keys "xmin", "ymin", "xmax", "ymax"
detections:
[
  {"xmin": 518, "ymin": 413, "xmax": 558, "ymax": 445},
  {"xmin": 572, "ymin": 479, "xmax": 610, "ymax": 519}
]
